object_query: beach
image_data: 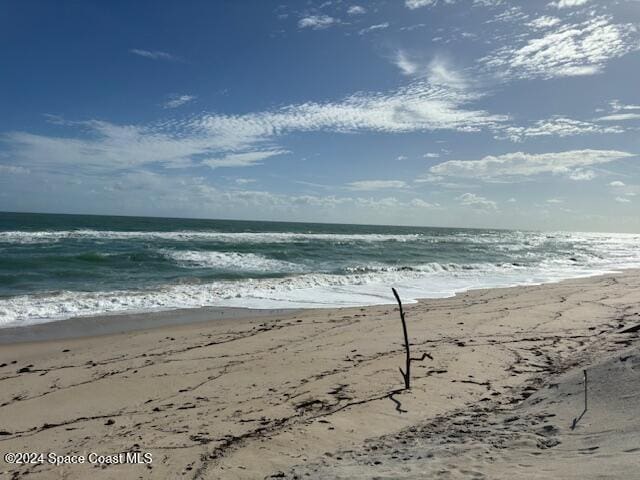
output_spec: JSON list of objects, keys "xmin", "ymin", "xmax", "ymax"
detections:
[{"xmin": 1, "ymin": 270, "xmax": 639, "ymax": 479}]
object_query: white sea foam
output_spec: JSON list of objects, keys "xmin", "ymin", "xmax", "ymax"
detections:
[
  {"xmin": 0, "ymin": 230, "xmax": 422, "ymax": 244},
  {"xmin": 0, "ymin": 259, "xmax": 626, "ymax": 328},
  {"xmin": 161, "ymin": 250, "xmax": 302, "ymax": 272}
]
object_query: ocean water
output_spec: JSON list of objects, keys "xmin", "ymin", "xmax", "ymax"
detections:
[{"xmin": 1, "ymin": 211, "xmax": 639, "ymax": 328}]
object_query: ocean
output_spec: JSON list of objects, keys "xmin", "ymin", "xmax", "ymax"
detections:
[{"xmin": 1, "ymin": 211, "xmax": 639, "ymax": 328}]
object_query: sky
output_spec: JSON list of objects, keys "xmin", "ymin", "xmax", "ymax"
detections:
[{"xmin": 1, "ymin": 0, "xmax": 640, "ymax": 232}]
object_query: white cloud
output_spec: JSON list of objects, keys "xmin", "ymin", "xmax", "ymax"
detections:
[
  {"xmin": 423, "ymin": 152, "xmax": 440, "ymax": 158},
  {"xmin": 411, "ymin": 198, "xmax": 438, "ymax": 208},
  {"xmin": 615, "ymin": 196, "xmax": 631, "ymax": 203},
  {"xmin": 405, "ymin": 0, "xmax": 436, "ymax": 8},
  {"xmin": 489, "ymin": 6, "xmax": 528, "ymax": 24},
  {"xmin": 597, "ymin": 113, "xmax": 640, "ymax": 122},
  {"xmin": 499, "ymin": 117, "xmax": 623, "ymax": 142},
  {"xmin": 596, "ymin": 100, "xmax": 640, "ymax": 121},
  {"xmin": 298, "ymin": 15, "xmax": 337, "ymax": 29},
  {"xmin": 550, "ymin": 0, "xmax": 589, "ymax": 8},
  {"xmin": 430, "ymin": 150, "xmax": 634, "ymax": 181},
  {"xmin": 507, "ymin": 197, "xmax": 517, "ymax": 202},
  {"xmin": 427, "ymin": 57, "xmax": 467, "ymax": 89},
  {"xmin": 568, "ymin": 169, "xmax": 596, "ymax": 181},
  {"xmin": 394, "ymin": 51, "xmax": 419, "ymax": 76},
  {"xmin": 482, "ymin": 17, "xmax": 640, "ymax": 80},
  {"xmin": 163, "ymin": 94, "xmax": 196, "ymax": 109},
  {"xmin": 396, "ymin": 155, "xmax": 408, "ymax": 161},
  {"xmin": 234, "ymin": 178, "xmax": 256, "ymax": 185},
  {"xmin": 347, "ymin": 5, "xmax": 366, "ymax": 15},
  {"xmin": 457, "ymin": 192, "xmax": 497, "ymax": 210},
  {"xmin": 414, "ymin": 174, "xmax": 442, "ymax": 184},
  {"xmin": 392, "ymin": 53, "xmax": 468, "ymax": 90},
  {"xmin": 546, "ymin": 198, "xmax": 563, "ymax": 204},
  {"xmin": 130, "ymin": 49, "xmax": 179, "ymax": 61},
  {"xmin": 528, "ymin": 16, "xmax": 561, "ymax": 29},
  {"xmin": 203, "ymin": 150, "xmax": 288, "ymax": 169},
  {"xmin": 404, "ymin": 0, "xmax": 497, "ymax": 8},
  {"xmin": 194, "ymin": 81, "xmax": 506, "ymax": 136},
  {"xmin": 609, "ymin": 181, "xmax": 626, "ymax": 187},
  {"xmin": 610, "ymin": 100, "xmax": 640, "ymax": 112},
  {"xmin": 359, "ymin": 23, "xmax": 389, "ymax": 35},
  {"xmin": 347, "ymin": 180, "xmax": 408, "ymax": 190}
]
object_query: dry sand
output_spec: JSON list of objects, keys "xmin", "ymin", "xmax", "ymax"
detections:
[{"xmin": 1, "ymin": 271, "xmax": 639, "ymax": 479}]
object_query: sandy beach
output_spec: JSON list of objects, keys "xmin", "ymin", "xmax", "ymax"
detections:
[{"xmin": 1, "ymin": 270, "xmax": 639, "ymax": 479}]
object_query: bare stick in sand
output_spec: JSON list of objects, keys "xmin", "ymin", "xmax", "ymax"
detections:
[
  {"xmin": 571, "ymin": 369, "xmax": 588, "ymax": 430},
  {"xmin": 392, "ymin": 288, "xmax": 432, "ymax": 390}
]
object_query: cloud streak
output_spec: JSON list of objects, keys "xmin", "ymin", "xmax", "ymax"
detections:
[
  {"xmin": 498, "ymin": 117, "xmax": 623, "ymax": 142},
  {"xmin": 130, "ymin": 49, "xmax": 179, "ymax": 61},
  {"xmin": 430, "ymin": 150, "xmax": 635, "ymax": 181},
  {"xmin": 163, "ymin": 95, "xmax": 196, "ymax": 109},
  {"xmin": 347, "ymin": 180, "xmax": 408, "ymax": 191}
]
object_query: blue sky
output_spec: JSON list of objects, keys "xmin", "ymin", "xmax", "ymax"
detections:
[{"xmin": 1, "ymin": 0, "xmax": 640, "ymax": 232}]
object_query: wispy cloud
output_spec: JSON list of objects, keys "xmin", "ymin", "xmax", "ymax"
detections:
[
  {"xmin": 359, "ymin": 23, "xmax": 389, "ymax": 35},
  {"xmin": 457, "ymin": 192, "xmax": 497, "ymax": 210},
  {"xmin": 481, "ymin": 16, "xmax": 640, "ymax": 80},
  {"xmin": 405, "ymin": 0, "xmax": 436, "ymax": 9},
  {"xmin": 610, "ymin": 100, "xmax": 640, "ymax": 111},
  {"xmin": 2, "ymin": 81, "xmax": 507, "ymax": 176},
  {"xmin": 193, "ymin": 81, "xmax": 507, "ymax": 137},
  {"xmin": 595, "ymin": 100, "xmax": 640, "ymax": 121},
  {"xmin": 426, "ymin": 57, "xmax": 467, "ymax": 89},
  {"xmin": 130, "ymin": 49, "xmax": 179, "ymax": 61},
  {"xmin": 568, "ymin": 169, "xmax": 596, "ymax": 181},
  {"xmin": 234, "ymin": 178, "xmax": 256, "ymax": 185},
  {"xmin": 597, "ymin": 113, "xmax": 640, "ymax": 122},
  {"xmin": 527, "ymin": 16, "xmax": 561, "ymax": 29},
  {"xmin": 550, "ymin": 0, "xmax": 590, "ymax": 9},
  {"xmin": 394, "ymin": 50, "xmax": 419, "ymax": 76},
  {"xmin": 298, "ymin": 15, "xmax": 337, "ymax": 29},
  {"xmin": 405, "ymin": 0, "xmax": 499, "ymax": 8},
  {"xmin": 203, "ymin": 150, "xmax": 288, "ymax": 169},
  {"xmin": 163, "ymin": 94, "xmax": 196, "ymax": 109},
  {"xmin": 498, "ymin": 117, "xmax": 623, "ymax": 142},
  {"xmin": 430, "ymin": 150, "xmax": 634, "ymax": 181},
  {"xmin": 347, "ymin": 180, "xmax": 408, "ymax": 190},
  {"xmin": 347, "ymin": 5, "xmax": 366, "ymax": 15},
  {"xmin": 392, "ymin": 53, "xmax": 468, "ymax": 90}
]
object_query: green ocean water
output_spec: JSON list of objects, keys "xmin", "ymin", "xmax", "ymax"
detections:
[{"xmin": 1, "ymin": 211, "xmax": 639, "ymax": 327}]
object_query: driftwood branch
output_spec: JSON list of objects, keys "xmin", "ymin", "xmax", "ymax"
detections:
[
  {"xmin": 571, "ymin": 369, "xmax": 588, "ymax": 430},
  {"xmin": 411, "ymin": 352, "xmax": 433, "ymax": 362},
  {"xmin": 392, "ymin": 288, "xmax": 431, "ymax": 390},
  {"xmin": 388, "ymin": 390, "xmax": 407, "ymax": 413}
]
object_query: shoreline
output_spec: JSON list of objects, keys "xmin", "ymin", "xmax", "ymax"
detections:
[
  {"xmin": 1, "ymin": 270, "xmax": 639, "ymax": 479},
  {"xmin": 0, "ymin": 306, "xmax": 300, "ymax": 344},
  {"xmin": 0, "ymin": 267, "xmax": 628, "ymax": 344}
]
